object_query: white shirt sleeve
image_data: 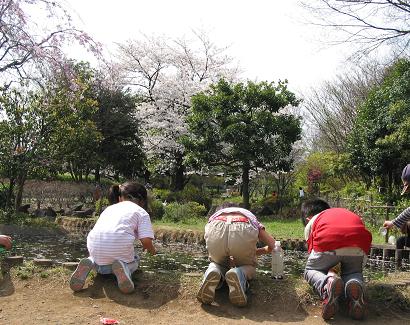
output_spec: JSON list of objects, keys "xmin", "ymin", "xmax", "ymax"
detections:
[{"xmin": 304, "ymin": 214, "xmax": 319, "ymax": 241}]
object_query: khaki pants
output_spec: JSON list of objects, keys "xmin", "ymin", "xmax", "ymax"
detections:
[{"xmin": 205, "ymin": 220, "xmax": 259, "ymax": 279}]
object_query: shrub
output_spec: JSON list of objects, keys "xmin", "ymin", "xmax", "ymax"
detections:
[
  {"xmin": 151, "ymin": 188, "xmax": 171, "ymax": 201},
  {"xmin": 94, "ymin": 197, "xmax": 109, "ymax": 216},
  {"xmin": 0, "ymin": 183, "xmax": 12, "ymax": 209},
  {"xmin": 181, "ymin": 185, "xmax": 212, "ymax": 211},
  {"xmin": 165, "ymin": 185, "xmax": 212, "ymax": 211},
  {"xmin": 149, "ymin": 198, "xmax": 165, "ymax": 220},
  {"xmin": 163, "ymin": 201, "xmax": 207, "ymax": 223}
]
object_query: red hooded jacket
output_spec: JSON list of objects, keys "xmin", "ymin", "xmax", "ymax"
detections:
[{"xmin": 307, "ymin": 208, "xmax": 372, "ymax": 254}]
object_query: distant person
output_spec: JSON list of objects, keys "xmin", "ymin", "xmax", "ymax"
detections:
[
  {"xmin": 197, "ymin": 202, "xmax": 275, "ymax": 306},
  {"xmin": 0, "ymin": 235, "xmax": 12, "ymax": 250},
  {"xmin": 301, "ymin": 199, "xmax": 372, "ymax": 320},
  {"xmin": 384, "ymin": 164, "xmax": 410, "ymax": 235},
  {"xmin": 70, "ymin": 182, "xmax": 156, "ymax": 294},
  {"xmin": 299, "ymin": 187, "xmax": 305, "ymax": 199}
]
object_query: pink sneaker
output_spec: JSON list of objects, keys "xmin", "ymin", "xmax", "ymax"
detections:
[
  {"xmin": 112, "ymin": 260, "xmax": 134, "ymax": 294},
  {"xmin": 321, "ymin": 276, "xmax": 344, "ymax": 320},
  {"xmin": 70, "ymin": 258, "xmax": 94, "ymax": 291},
  {"xmin": 346, "ymin": 280, "xmax": 366, "ymax": 320}
]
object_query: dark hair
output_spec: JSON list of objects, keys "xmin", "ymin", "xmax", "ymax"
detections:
[
  {"xmin": 301, "ymin": 198, "xmax": 330, "ymax": 226},
  {"xmin": 216, "ymin": 202, "xmax": 240, "ymax": 211},
  {"xmin": 108, "ymin": 182, "xmax": 148, "ymax": 209},
  {"xmin": 108, "ymin": 185, "xmax": 121, "ymax": 205},
  {"xmin": 206, "ymin": 202, "xmax": 240, "ymax": 217}
]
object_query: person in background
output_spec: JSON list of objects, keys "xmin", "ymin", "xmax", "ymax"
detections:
[
  {"xmin": 0, "ymin": 235, "xmax": 12, "ymax": 250},
  {"xmin": 196, "ymin": 202, "xmax": 275, "ymax": 307},
  {"xmin": 301, "ymin": 199, "xmax": 372, "ymax": 321},
  {"xmin": 70, "ymin": 182, "xmax": 156, "ymax": 294},
  {"xmin": 384, "ymin": 164, "xmax": 410, "ymax": 236},
  {"xmin": 299, "ymin": 187, "xmax": 305, "ymax": 200}
]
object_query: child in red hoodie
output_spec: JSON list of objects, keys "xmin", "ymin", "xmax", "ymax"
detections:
[{"xmin": 301, "ymin": 199, "xmax": 372, "ymax": 321}]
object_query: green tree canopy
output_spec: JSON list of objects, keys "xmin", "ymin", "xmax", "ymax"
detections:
[
  {"xmin": 184, "ymin": 79, "xmax": 302, "ymax": 208},
  {"xmin": 348, "ymin": 58, "xmax": 410, "ymax": 198},
  {"xmin": 94, "ymin": 85, "xmax": 145, "ymax": 181}
]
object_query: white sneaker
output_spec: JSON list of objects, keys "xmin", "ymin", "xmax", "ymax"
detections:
[
  {"xmin": 225, "ymin": 269, "xmax": 248, "ymax": 307},
  {"xmin": 196, "ymin": 270, "xmax": 221, "ymax": 304}
]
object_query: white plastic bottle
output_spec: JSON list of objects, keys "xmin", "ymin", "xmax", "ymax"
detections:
[{"xmin": 271, "ymin": 241, "xmax": 284, "ymax": 279}]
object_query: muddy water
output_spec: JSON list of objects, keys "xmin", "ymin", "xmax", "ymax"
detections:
[{"xmin": 2, "ymin": 232, "xmax": 409, "ymax": 282}]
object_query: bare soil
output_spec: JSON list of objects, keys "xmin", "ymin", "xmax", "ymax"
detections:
[{"xmin": 1, "ymin": 262, "xmax": 410, "ymax": 325}]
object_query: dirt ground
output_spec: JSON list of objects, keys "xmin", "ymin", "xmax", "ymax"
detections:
[{"xmin": 1, "ymin": 262, "xmax": 410, "ymax": 325}]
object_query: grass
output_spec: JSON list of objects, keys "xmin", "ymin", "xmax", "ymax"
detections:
[{"xmin": 154, "ymin": 217, "xmax": 386, "ymax": 243}]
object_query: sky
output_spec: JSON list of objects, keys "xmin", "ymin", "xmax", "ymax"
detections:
[{"xmin": 63, "ymin": 0, "xmax": 352, "ymax": 95}]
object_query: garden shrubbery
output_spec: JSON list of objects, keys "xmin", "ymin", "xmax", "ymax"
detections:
[
  {"xmin": 149, "ymin": 198, "xmax": 165, "ymax": 220},
  {"xmin": 152, "ymin": 185, "xmax": 212, "ymax": 212},
  {"xmin": 163, "ymin": 201, "xmax": 207, "ymax": 223}
]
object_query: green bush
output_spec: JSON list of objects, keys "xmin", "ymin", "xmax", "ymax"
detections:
[
  {"xmin": 152, "ymin": 188, "xmax": 171, "ymax": 201},
  {"xmin": 149, "ymin": 198, "xmax": 165, "ymax": 220},
  {"xmin": 95, "ymin": 197, "xmax": 109, "ymax": 216},
  {"xmin": 0, "ymin": 208, "xmax": 13, "ymax": 224},
  {"xmin": 0, "ymin": 184, "xmax": 12, "ymax": 210},
  {"xmin": 165, "ymin": 185, "xmax": 212, "ymax": 211},
  {"xmin": 163, "ymin": 201, "xmax": 207, "ymax": 223}
]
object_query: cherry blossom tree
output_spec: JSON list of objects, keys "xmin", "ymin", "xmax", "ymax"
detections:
[
  {"xmin": 116, "ymin": 31, "xmax": 238, "ymax": 190},
  {"xmin": 0, "ymin": 0, "xmax": 99, "ymax": 87}
]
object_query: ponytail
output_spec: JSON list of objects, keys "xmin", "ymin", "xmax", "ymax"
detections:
[{"xmin": 108, "ymin": 184, "xmax": 121, "ymax": 205}]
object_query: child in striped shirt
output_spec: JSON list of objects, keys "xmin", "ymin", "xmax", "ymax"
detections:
[
  {"xmin": 70, "ymin": 182, "xmax": 156, "ymax": 294},
  {"xmin": 384, "ymin": 164, "xmax": 410, "ymax": 230}
]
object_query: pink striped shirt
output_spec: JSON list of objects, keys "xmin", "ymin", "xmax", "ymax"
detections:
[
  {"xmin": 87, "ymin": 201, "xmax": 154, "ymax": 265},
  {"xmin": 208, "ymin": 207, "xmax": 264, "ymax": 230}
]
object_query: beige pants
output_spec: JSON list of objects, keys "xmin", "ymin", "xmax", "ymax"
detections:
[{"xmin": 205, "ymin": 220, "xmax": 259, "ymax": 279}]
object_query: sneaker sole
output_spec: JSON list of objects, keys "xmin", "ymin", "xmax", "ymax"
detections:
[
  {"xmin": 225, "ymin": 272, "xmax": 247, "ymax": 307},
  {"xmin": 196, "ymin": 270, "xmax": 221, "ymax": 304},
  {"xmin": 69, "ymin": 258, "xmax": 93, "ymax": 292},
  {"xmin": 346, "ymin": 281, "xmax": 366, "ymax": 320},
  {"xmin": 112, "ymin": 260, "xmax": 134, "ymax": 294},
  {"xmin": 322, "ymin": 277, "xmax": 344, "ymax": 320}
]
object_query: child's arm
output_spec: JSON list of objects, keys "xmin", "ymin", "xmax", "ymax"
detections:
[
  {"xmin": 0, "ymin": 235, "xmax": 12, "ymax": 249},
  {"xmin": 140, "ymin": 237, "xmax": 156, "ymax": 255},
  {"xmin": 256, "ymin": 229, "xmax": 275, "ymax": 256}
]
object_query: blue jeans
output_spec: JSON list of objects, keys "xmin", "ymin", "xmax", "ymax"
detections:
[{"xmin": 89, "ymin": 255, "xmax": 140, "ymax": 276}]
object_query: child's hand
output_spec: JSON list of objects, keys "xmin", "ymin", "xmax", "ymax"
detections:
[
  {"xmin": 0, "ymin": 235, "xmax": 12, "ymax": 249},
  {"xmin": 383, "ymin": 220, "xmax": 394, "ymax": 229}
]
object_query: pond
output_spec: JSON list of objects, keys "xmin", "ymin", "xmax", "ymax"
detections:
[{"xmin": 2, "ymin": 232, "xmax": 410, "ymax": 282}]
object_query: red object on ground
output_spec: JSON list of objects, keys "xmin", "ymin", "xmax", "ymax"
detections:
[{"xmin": 100, "ymin": 317, "xmax": 119, "ymax": 324}]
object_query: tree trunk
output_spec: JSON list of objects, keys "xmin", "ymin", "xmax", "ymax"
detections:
[
  {"xmin": 6, "ymin": 178, "xmax": 15, "ymax": 209},
  {"xmin": 94, "ymin": 166, "xmax": 101, "ymax": 183},
  {"xmin": 14, "ymin": 171, "xmax": 27, "ymax": 212},
  {"xmin": 242, "ymin": 165, "xmax": 250, "ymax": 209},
  {"xmin": 144, "ymin": 169, "xmax": 151, "ymax": 184},
  {"xmin": 171, "ymin": 153, "xmax": 185, "ymax": 191}
]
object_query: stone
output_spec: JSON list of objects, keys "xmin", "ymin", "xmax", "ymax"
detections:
[
  {"xmin": 62, "ymin": 262, "xmax": 78, "ymax": 270},
  {"xmin": 4, "ymin": 256, "xmax": 24, "ymax": 266},
  {"xmin": 33, "ymin": 259, "xmax": 54, "ymax": 267},
  {"xmin": 71, "ymin": 208, "xmax": 94, "ymax": 218}
]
